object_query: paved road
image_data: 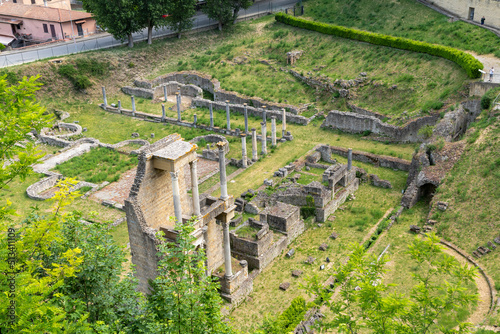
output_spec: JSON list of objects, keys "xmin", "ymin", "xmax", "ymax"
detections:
[{"xmin": 0, "ymin": 0, "xmax": 297, "ymax": 68}]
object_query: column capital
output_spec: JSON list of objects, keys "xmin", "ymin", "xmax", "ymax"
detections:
[
  {"xmin": 189, "ymin": 158, "xmax": 198, "ymax": 166},
  {"xmin": 216, "ymin": 141, "xmax": 226, "ymax": 150},
  {"xmin": 170, "ymin": 170, "xmax": 180, "ymax": 180}
]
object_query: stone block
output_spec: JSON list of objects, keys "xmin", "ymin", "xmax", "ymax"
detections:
[
  {"xmin": 319, "ymin": 243, "xmax": 328, "ymax": 251},
  {"xmin": 264, "ymin": 179, "xmax": 273, "ymax": 186},
  {"xmin": 409, "ymin": 225, "xmax": 421, "ymax": 234},
  {"xmin": 279, "ymin": 282, "xmax": 290, "ymax": 291},
  {"xmin": 305, "ymin": 256, "xmax": 315, "ymax": 264},
  {"xmin": 245, "ymin": 202, "xmax": 259, "ymax": 215},
  {"xmin": 427, "ymin": 219, "xmax": 437, "ymax": 225},
  {"xmin": 131, "ymin": 132, "xmax": 139, "ymax": 138},
  {"xmin": 286, "ymin": 248, "xmax": 295, "ymax": 258},
  {"xmin": 292, "ymin": 270, "xmax": 303, "ymax": 277},
  {"xmin": 330, "ymin": 232, "xmax": 339, "ymax": 240},
  {"xmin": 472, "ymin": 251, "xmax": 480, "ymax": 258},
  {"xmin": 494, "ymin": 237, "xmax": 500, "ymax": 245},
  {"xmin": 436, "ymin": 201, "xmax": 448, "ymax": 211},
  {"xmin": 487, "ymin": 241, "xmax": 496, "ymax": 250}
]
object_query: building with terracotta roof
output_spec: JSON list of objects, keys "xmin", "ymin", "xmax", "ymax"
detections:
[
  {"xmin": 7, "ymin": 0, "xmax": 71, "ymax": 10},
  {"xmin": 0, "ymin": 2, "xmax": 96, "ymax": 47}
]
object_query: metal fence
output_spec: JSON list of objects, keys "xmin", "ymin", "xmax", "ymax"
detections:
[{"xmin": 0, "ymin": 1, "xmax": 296, "ymax": 68}]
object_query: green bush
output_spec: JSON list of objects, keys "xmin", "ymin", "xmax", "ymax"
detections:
[
  {"xmin": 74, "ymin": 75, "xmax": 92, "ymax": 90},
  {"xmin": 261, "ymin": 296, "xmax": 310, "ymax": 334},
  {"xmin": 418, "ymin": 125, "xmax": 434, "ymax": 139},
  {"xmin": 480, "ymin": 87, "xmax": 500, "ymax": 109},
  {"xmin": 0, "ymin": 43, "xmax": 5, "ymax": 51},
  {"xmin": 275, "ymin": 13, "xmax": 483, "ymax": 78}
]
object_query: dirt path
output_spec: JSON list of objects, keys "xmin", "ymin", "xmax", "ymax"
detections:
[
  {"xmin": 319, "ymin": 207, "xmax": 394, "ymax": 313},
  {"xmin": 467, "ymin": 51, "xmax": 500, "ymax": 83},
  {"xmin": 441, "ymin": 246, "xmax": 492, "ymax": 325}
]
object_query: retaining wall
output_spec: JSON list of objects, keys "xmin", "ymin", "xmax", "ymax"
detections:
[
  {"xmin": 321, "ymin": 110, "xmax": 439, "ymax": 142},
  {"xmin": 317, "ymin": 145, "xmax": 411, "ymax": 171}
]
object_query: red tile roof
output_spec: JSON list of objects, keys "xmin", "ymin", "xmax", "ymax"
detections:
[{"xmin": 0, "ymin": 2, "xmax": 93, "ymax": 23}]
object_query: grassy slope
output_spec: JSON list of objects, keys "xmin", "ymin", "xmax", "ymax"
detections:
[
  {"xmin": 14, "ymin": 14, "xmax": 469, "ymax": 120},
  {"xmin": 303, "ymin": 0, "xmax": 500, "ymax": 57},
  {"xmin": 429, "ymin": 111, "xmax": 500, "ymax": 325}
]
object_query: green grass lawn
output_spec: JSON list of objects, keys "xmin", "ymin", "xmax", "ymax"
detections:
[
  {"xmin": 54, "ymin": 147, "xmax": 137, "ymax": 183},
  {"xmin": 303, "ymin": 0, "xmax": 500, "ymax": 57}
]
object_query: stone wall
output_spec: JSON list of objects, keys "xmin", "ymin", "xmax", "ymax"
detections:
[
  {"xmin": 316, "ymin": 178, "xmax": 359, "ymax": 222},
  {"xmin": 317, "ymin": 145, "xmax": 411, "ymax": 171},
  {"xmin": 432, "ymin": 100, "xmax": 482, "ymax": 141},
  {"xmin": 469, "ymin": 82, "xmax": 500, "ymax": 97},
  {"xmin": 347, "ymin": 103, "xmax": 389, "ymax": 121},
  {"xmin": 26, "ymin": 172, "xmax": 62, "ymax": 200},
  {"xmin": 214, "ymin": 88, "xmax": 300, "ymax": 114},
  {"xmin": 122, "ymin": 81, "xmax": 203, "ymax": 100},
  {"xmin": 321, "ymin": 110, "xmax": 439, "ymax": 142},
  {"xmin": 191, "ymin": 98, "xmax": 310, "ymax": 125},
  {"xmin": 427, "ymin": 0, "xmax": 500, "ymax": 29}
]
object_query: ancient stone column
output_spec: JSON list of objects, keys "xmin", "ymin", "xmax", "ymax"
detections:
[
  {"xmin": 251, "ymin": 128, "xmax": 258, "ymax": 161},
  {"xmin": 102, "ymin": 86, "xmax": 107, "ymax": 106},
  {"xmin": 131, "ymin": 95, "xmax": 136, "ymax": 116},
  {"xmin": 117, "ymin": 100, "xmax": 121, "ymax": 112},
  {"xmin": 243, "ymin": 103, "xmax": 249, "ymax": 134},
  {"xmin": 241, "ymin": 134, "xmax": 247, "ymax": 168},
  {"xmin": 176, "ymin": 92, "xmax": 181, "ymax": 122},
  {"xmin": 261, "ymin": 122, "xmax": 267, "ymax": 155},
  {"xmin": 209, "ymin": 102, "xmax": 214, "ymax": 128},
  {"xmin": 271, "ymin": 116, "xmax": 277, "ymax": 147},
  {"xmin": 170, "ymin": 171, "xmax": 183, "ymax": 224},
  {"xmin": 163, "ymin": 85, "xmax": 167, "ymax": 102},
  {"xmin": 218, "ymin": 142, "xmax": 229, "ymax": 200},
  {"xmin": 190, "ymin": 160, "xmax": 201, "ymax": 217},
  {"xmin": 222, "ymin": 221, "xmax": 233, "ymax": 277},
  {"xmin": 194, "ymin": 114, "xmax": 197, "ymax": 126},
  {"xmin": 226, "ymin": 100, "xmax": 231, "ymax": 130},
  {"xmin": 348, "ymin": 148, "xmax": 353, "ymax": 171},
  {"xmin": 282, "ymin": 108, "xmax": 287, "ymax": 137},
  {"xmin": 161, "ymin": 104, "xmax": 166, "ymax": 122},
  {"xmin": 262, "ymin": 105, "xmax": 267, "ymax": 123}
]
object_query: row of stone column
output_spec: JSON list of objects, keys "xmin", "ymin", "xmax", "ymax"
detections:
[{"xmin": 102, "ymin": 87, "xmax": 288, "ymax": 136}]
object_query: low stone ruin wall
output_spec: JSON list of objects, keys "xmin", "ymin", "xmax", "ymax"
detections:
[
  {"xmin": 316, "ymin": 178, "xmax": 359, "ymax": 222},
  {"xmin": 321, "ymin": 110, "xmax": 439, "ymax": 142},
  {"xmin": 133, "ymin": 71, "xmax": 300, "ymax": 114},
  {"xmin": 26, "ymin": 172, "xmax": 62, "ymax": 200},
  {"xmin": 190, "ymin": 134, "xmax": 229, "ymax": 161},
  {"xmin": 191, "ymin": 97, "xmax": 310, "ymax": 125},
  {"xmin": 122, "ymin": 81, "xmax": 203, "ymax": 100},
  {"xmin": 347, "ymin": 103, "xmax": 389, "ymax": 121},
  {"xmin": 432, "ymin": 100, "xmax": 481, "ymax": 142},
  {"xmin": 317, "ymin": 145, "xmax": 411, "ymax": 171}
]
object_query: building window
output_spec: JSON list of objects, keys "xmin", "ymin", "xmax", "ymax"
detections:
[
  {"xmin": 31, "ymin": 0, "xmax": 36, "ymax": 4},
  {"xmin": 43, "ymin": 24, "xmax": 48, "ymax": 33},
  {"xmin": 13, "ymin": 0, "xmax": 17, "ymax": 3}
]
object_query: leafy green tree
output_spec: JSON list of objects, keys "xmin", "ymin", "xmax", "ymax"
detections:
[
  {"xmin": 147, "ymin": 218, "xmax": 234, "ymax": 334},
  {"xmin": 51, "ymin": 214, "xmax": 145, "ymax": 332},
  {"xmin": 230, "ymin": 0, "xmax": 253, "ymax": 24},
  {"xmin": 164, "ymin": 0, "xmax": 198, "ymax": 39},
  {"xmin": 82, "ymin": 0, "xmax": 142, "ymax": 47},
  {"xmin": 304, "ymin": 233, "xmax": 478, "ymax": 334},
  {"xmin": 203, "ymin": 0, "xmax": 234, "ymax": 31},
  {"xmin": 137, "ymin": 0, "xmax": 170, "ymax": 45},
  {"xmin": 0, "ymin": 179, "xmax": 91, "ymax": 333}
]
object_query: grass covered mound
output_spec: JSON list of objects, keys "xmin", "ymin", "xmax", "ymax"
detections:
[
  {"xmin": 430, "ymin": 111, "xmax": 500, "ymax": 301},
  {"xmin": 303, "ymin": 0, "xmax": 500, "ymax": 57},
  {"xmin": 54, "ymin": 147, "xmax": 137, "ymax": 183}
]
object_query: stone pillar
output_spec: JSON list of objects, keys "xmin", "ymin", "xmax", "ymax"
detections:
[
  {"xmin": 261, "ymin": 122, "xmax": 267, "ymax": 155},
  {"xmin": 218, "ymin": 142, "xmax": 228, "ymax": 200},
  {"xmin": 348, "ymin": 148, "xmax": 353, "ymax": 171},
  {"xmin": 282, "ymin": 108, "xmax": 287, "ymax": 137},
  {"xmin": 102, "ymin": 86, "xmax": 107, "ymax": 106},
  {"xmin": 226, "ymin": 100, "xmax": 231, "ymax": 130},
  {"xmin": 161, "ymin": 104, "xmax": 166, "ymax": 122},
  {"xmin": 209, "ymin": 102, "xmax": 214, "ymax": 128},
  {"xmin": 222, "ymin": 221, "xmax": 233, "ymax": 277},
  {"xmin": 251, "ymin": 128, "xmax": 258, "ymax": 161},
  {"xmin": 193, "ymin": 114, "xmax": 197, "ymax": 126},
  {"xmin": 271, "ymin": 116, "xmax": 277, "ymax": 147},
  {"xmin": 243, "ymin": 103, "xmax": 249, "ymax": 134},
  {"xmin": 241, "ymin": 134, "xmax": 247, "ymax": 168},
  {"xmin": 117, "ymin": 100, "xmax": 121, "ymax": 112},
  {"xmin": 131, "ymin": 95, "xmax": 136, "ymax": 116},
  {"xmin": 176, "ymin": 92, "xmax": 181, "ymax": 122},
  {"xmin": 163, "ymin": 85, "xmax": 167, "ymax": 102},
  {"xmin": 170, "ymin": 171, "xmax": 183, "ymax": 224},
  {"xmin": 262, "ymin": 105, "xmax": 267, "ymax": 123},
  {"xmin": 190, "ymin": 160, "xmax": 201, "ymax": 217}
]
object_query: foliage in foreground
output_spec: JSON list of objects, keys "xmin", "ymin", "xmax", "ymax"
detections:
[
  {"xmin": 304, "ymin": 233, "xmax": 478, "ymax": 333},
  {"xmin": 275, "ymin": 13, "xmax": 483, "ymax": 78},
  {"xmin": 147, "ymin": 218, "xmax": 234, "ymax": 334}
]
